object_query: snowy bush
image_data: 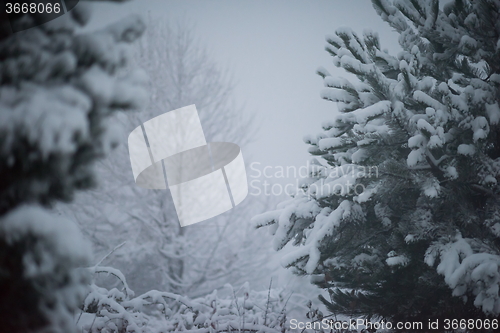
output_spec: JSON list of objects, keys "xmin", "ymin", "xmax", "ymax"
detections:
[
  {"xmin": 77, "ymin": 265, "xmax": 289, "ymax": 333},
  {"xmin": 0, "ymin": 3, "xmax": 147, "ymax": 332},
  {"xmin": 254, "ymin": 0, "xmax": 500, "ymax": 326}
]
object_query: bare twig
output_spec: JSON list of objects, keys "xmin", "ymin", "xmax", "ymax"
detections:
[
  {"xmin": 94, "ymin": 241, "xmax": 127, "ymax": 268},
  {"xmin": 264, "ymin": 278, "xmax": 272, "ymax": 326}
]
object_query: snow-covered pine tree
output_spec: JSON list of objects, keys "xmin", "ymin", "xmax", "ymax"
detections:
[
  {"xmin": 0, "ymin": 4, "xmax": 146, "ymax": 332},
  {"xmin": 253, "ymin": 0, "xmax": 500, "ymax": 327}
]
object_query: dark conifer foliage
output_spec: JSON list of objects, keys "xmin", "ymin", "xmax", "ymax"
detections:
[{"xmin": 0, "ymin": 4, "xmax": 147, "ymax": 332}]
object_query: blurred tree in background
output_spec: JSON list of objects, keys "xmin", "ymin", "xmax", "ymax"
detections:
[{"xmin": 57, "ymin": 16, "xmax": 277, "ymax": 299}]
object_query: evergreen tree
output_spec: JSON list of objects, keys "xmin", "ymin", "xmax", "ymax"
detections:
[
  {"xmin": 254, "ymin": 0, "xmax": 500, "ymax": 329},
  {"xmin": 0, "ymin": 3, "xmax": 146, "ymax": 332}
]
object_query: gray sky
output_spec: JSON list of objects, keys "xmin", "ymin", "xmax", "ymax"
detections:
[{"xmin": 88, "ymin": 0, "xmax": 400, "ymax": 195}]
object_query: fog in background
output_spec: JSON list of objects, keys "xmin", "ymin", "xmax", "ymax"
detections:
[
  {"xmin": 66, "ymin": 0, "xmax": 399, "ymax": 304},
  {"xmin": 87, "ymin": 0, "xmax": 400, "ymax": 193},
  {"xmin": 73, "ymin": 0, "xmax": 403, "ymax": 301}
]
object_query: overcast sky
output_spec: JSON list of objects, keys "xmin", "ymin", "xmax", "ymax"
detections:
[{"xmin": 88, "ymin": 0, "xmax": 401, "ymax": 194}]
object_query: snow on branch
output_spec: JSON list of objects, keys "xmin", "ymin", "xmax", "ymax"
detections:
[{"xmin": 78, "ymin": 266, "xmax": 289, "ymax": 333}]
